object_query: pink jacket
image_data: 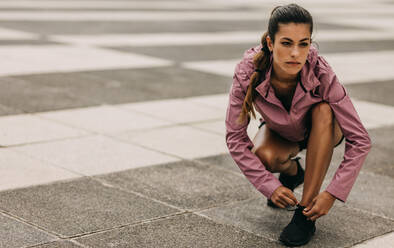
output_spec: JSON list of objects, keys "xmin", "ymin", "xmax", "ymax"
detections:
[{"xmin": 225, "ymin": 44, "xmax": 371, "ymax": 202}]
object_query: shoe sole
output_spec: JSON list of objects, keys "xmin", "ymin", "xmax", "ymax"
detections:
[{"xmin": 279, "ymin": 232, "xmax": 314, "ymax": 247}]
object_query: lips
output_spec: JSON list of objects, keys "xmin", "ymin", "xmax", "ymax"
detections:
[{"xmin": 286, "ymin": 61, "xmax": 300, "ymax": 64}]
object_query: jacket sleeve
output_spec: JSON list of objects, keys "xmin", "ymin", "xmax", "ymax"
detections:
[
  {"xmin": 318, "ymin": 57, "xmax": 372, "ymax": 202},
  {"xmin": 225, "ymin": 63, "xmax": 282, "ymax": 199}
]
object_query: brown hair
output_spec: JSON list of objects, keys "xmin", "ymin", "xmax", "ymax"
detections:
[{"xmin": 237, "ymin": 4, "xmax": 313, "ymax": 125}]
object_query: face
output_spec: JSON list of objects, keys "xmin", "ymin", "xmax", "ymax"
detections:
[{"xmin": 266, "ymin": 22, "xmax": 311, "ymax": 81}]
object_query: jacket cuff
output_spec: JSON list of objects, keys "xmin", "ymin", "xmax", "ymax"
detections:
[
  {"xmin": 325, "ymin": 183, "xmax": 346, "ymax": 203},
  {"xmin": 262, "ymin": 178, "xmax": 282, "ymax": 200}
]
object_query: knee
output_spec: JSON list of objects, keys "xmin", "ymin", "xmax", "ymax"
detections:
[
  {"xmin": 311, "ymin": 102, "xmax": 334, "ymax": 127},
  {"xmin": 255, "ymin": 146, "xmax": 279, "ymax": 172}
]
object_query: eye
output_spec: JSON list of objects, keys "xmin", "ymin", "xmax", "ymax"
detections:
[
  {"xmin": 300, "ymin": 43, "xmax": 309, "ymax": 47},
  {"xmin": 281, "ymin": 42, "xmax": 291, "ymax": 46}
]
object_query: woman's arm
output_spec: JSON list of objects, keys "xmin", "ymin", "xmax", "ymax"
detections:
[
  {"xmin": 225, "ymin": 62, "xmax": 282, "ymax": 199},
  {"xmin": 317, "ymin": 56, "xmax": 372, "ymax": 203}
]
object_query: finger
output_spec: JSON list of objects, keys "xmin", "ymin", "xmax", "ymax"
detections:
[
  {"xmin": 283, "ymin": 191, "xmax": 298, "ymax": 205},
  {"xmin": 303, "ymin": 207, "xmax": 317, "ymax": 218},
  {"xmin": 276, "ymin": 198, "xmax": 288, "ymax": 208},
  {"xmin": 273, "ymin": 199, "xmax": 286, "ymax": 209},
  {"xmin": 279, "ymin": 194, "xmax": 295, "ymax": 207},
  {"xmin": 304, "ymin": 198, "xmax": 316, "ymax": 212},
  {"xmin": 310, "ymin": 213, "xmax": 322, "ymax": 221}
]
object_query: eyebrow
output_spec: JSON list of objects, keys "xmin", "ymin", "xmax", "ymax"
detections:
[{"xmin": 281, "ymin": 37, "xmax": 310, "ymax": 42}]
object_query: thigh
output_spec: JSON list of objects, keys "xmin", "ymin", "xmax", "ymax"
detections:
[{"xmin": 251, "ymin": 122, "xmax": 300, "ymax": 161}]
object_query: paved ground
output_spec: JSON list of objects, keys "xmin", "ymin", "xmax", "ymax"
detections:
[{"xmin": 0, "ymin": 0, "xmax": 393, "ymax": 247}]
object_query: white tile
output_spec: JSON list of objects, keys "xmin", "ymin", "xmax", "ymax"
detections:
[
  {"xmin": 37, "ymin": 105, "xmax": 172, "ymax": 134},
  {"xmin": 0, "ymin": 1, "xmax": 227, "ymax": 10},
  {"xmin": 116, "ymin": 125, "xmax": 228, "ymax": 159},
  {"xmin": 0, "ymin": 27, "xmax": 38, "ymax": 40},
  {"xmin": 119, "ymin": 98, "xmax": 224, "ymax": 124},
  {"xmin": 323, "ymin": 51, "xmax": 394, "ymax": 85},
  {"xmin": 0, "ymin": 114, "xmax": 88, "ymax": 146},
  {"xmin": 351, "ymin": 231, "xmax": 394, "ymax": 248},
  {"xmin": 186, "ymin": 94, "xmax": 230, "ymax": 112},
  {"xmin": 352, "ymin": 99, "xmax": 394, "ymax": 129},
  {"xmin": 0, "ymin": 45, "xmax": 172, "ymax": 77},
  {"xmin": 13, "ymin": 135, "xmax": 180, "ymax": 176},
  {"xmin": 182, "ymin": 59, "xmax": 239, "ymax": 78},
  {"xmin": 0, "ymin": 11, "xmax": 265, "ymax": 21},
  {"xmin": 0, "ymin": 149, "xmax": 79, "ymax": 191}
]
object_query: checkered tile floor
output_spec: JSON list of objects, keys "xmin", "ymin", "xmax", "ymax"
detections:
[{"xmin": 0, "ymin": 0, "xmax": 393, "ymax": 247}]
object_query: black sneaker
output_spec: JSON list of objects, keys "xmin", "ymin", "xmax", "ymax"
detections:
[
  {"xmin": 267, "ymin": 157, "xmax": 304, "ymax": 208},
  {"xmin": 279, "ymin": 205, "xmax": 316, "ymax": 246}
]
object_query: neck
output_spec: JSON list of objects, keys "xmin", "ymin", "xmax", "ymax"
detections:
[{"xmin": 272, "ymin": 64, "xmax": 298, "ymax": 85}]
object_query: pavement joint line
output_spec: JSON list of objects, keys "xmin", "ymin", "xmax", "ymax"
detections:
[
  {"xmin": 341, "ymin": 203, "xmax": 394, "ymax": 222},
  {"xmin": 65, "ymin": 211, "xmax": 191, "ymax": 240},
  {"xmin": 345, "ymin": 230, "xmax": 394, "ymax": 248},
  {"xmin": 193, "ymin": 209, "xmax": 279, "ymax": 243},
  {"xmin": 0, "ymin": 209, "xmax": 62, "ymax": 239},
  {"xmin": 90, "ymin": 176, "xmax": 186, "ymax": 212},
  {"xmin": 0, "ymin": 133, "xmax": 94, "ymax": 148}
]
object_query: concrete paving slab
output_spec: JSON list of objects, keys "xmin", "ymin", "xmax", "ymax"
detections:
[
  {"xmin": 115, "ymin": 125, "xmax": 227, "ymax": 159},
  {"xmin": 0, "ymin": 45, "xmax": 172, "ymax": 77},
  {"xmin": 0, "ymin": 213, "xmax": 56, "ymax": 247},
  {"xmin": 13, "ymin": 135, "xmax": 180, "ymax": 176},
  {"xmin": 321, "ymin": 170, "xmax": 394, "ymax": 220},
  {"xmin": 346, "ymin": 80, "xmax": 394, "ymax": 106},
  {"xmin": 37, "ymin": 105, "xmax": 172, "ymax": 134},
  {"xmin": 74, "ymin": 213, "xmax": 279, "ymax": 248},
  {"xmin": 0, "ymin": 20, "xmax": 361, "ymax": 35},
  {"xmin": 96, "ymin": 160, "xmax": 260, "ymax": 211},
  {"xmin": 108, "ymin": 39, "xmax": 394, "ymax": 63},
  {"xmin": 352, "ymin": 231, "xmax": 394, "ymax": 248},
  {"xmin": 0, "ymin": 177, "xmax": 179, "ymax": 238},
  {"xmin": 0, "ymin": 76, "xmax": 98, "ymax": 114},
  {"xmin": 0, "ymin": 113, "xmax": 88, "ymax": 147},
  {"xmin": 0, "ymin": 149, "xmax": 79, "ymax": 191},
  {"xmin": 32, "ymin": 240, "xmax": 84, "ymax": 248},
  {"xmin": 198, "ymin": 197, "xmax": 394, "ymax": 247},
  {"xmin": 119, "ymin": 98, "xmax": 224, "ymax": 124}
]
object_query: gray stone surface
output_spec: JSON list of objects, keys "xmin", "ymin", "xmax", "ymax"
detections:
[
  {"xmin": 74, "ymin": 213, "xmax": 280, "ymax": 248},
  {"xmin": 96, "ymin": 160, "xmax": 260, "ymax": 211},
  {"xmin": 0, "ymin": 21, "xmax": 364, "ymax": 35},
  {"xmin": 0, "ymin": 178, "xmax": 179, "ymax": 238},
  {"xmin": 108, "ymin": 39, "xmax": 394, "ymax": 63},
  {"xmin": 33, "ymin": 240, "xmax": 84, "ymax": 248},
  {"xmin": 346, "ymin": 80, "xmax": 394, "ymax": 107},
  {"xmin": 321, "ymin": 170, "xmax": 394, "ymax": 220},
  {"xmin": 0, "ymin": 213, "xmax": 55, "ymax": 247},
  {"xmin": 197, "ymin": 154, "xmax": 244, "ymax": 174},
  {"xmin": 198, "ymin": 197, "xmax": 394, "ymax": 248},
  {"xmin": 0, "ymin": 77, "xmax": 97, "ymax": 115}
]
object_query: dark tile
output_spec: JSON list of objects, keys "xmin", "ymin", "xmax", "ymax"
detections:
[
  {"xmin": 197, "ymin": 154, "xmax": 243, "ymax": 174},
  {"xmin": 0, "ymin": 178, "xmax": 179, "ymax": 237},
  {"xmin": 199, "ymin": 197, "xmax": 394, "ymax": 247},
  {"xmin": 75, "ymin": 213, "xmax": 279, "ymax": 248},
  {"xmin": 97, "ymin": 160, "xmax": 260, "ymax": 211},
  {"xmin": 0, "ymin": 77, "xmax": 98, "ymax": 114},
  {"xmin": 346, "ymin": 80, "xmax": 394, "ymax": 106},
  {"xmin": 11, "ymin": 66, "xmax": 231, "ymax": 109},
  {"xmin": 0, "ymin": 213, "xmax": 55, "ymax": 247}
]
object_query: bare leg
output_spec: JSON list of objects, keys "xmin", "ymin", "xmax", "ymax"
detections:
[{"xmin": 299, "ymin": 103, "xmax": 343, "ymax": 206}]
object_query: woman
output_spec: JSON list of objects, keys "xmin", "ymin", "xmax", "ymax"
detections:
[{"xmin": 225, "ymin": 4, "xmax": 371, "ymax": 247}]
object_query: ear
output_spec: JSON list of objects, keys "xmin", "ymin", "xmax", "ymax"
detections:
[{"xmin": 266, "ymin": 35, "xmax": 273, "ymax": 52}]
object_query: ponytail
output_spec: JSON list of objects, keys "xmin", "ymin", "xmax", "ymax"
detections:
[{"xmin": 236, "ymin": 31, "xmax": 272, "ymax": 125}]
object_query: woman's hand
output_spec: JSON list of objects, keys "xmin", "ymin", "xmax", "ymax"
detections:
[
  {"xmin": 270, "ymin": 186, "xmax": 299, "ymax": 208},
  {"xmin": 303, "ymin": 191, "xmax": 336, "ymax": 221}
]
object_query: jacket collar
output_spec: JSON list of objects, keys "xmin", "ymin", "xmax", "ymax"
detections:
[{"xmin": 255, "ymin": 45, "xmax": 321, "ymax": 99}]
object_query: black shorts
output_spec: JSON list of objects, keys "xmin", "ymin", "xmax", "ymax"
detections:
[{"xmin": 258, "ymin": 121, "xmax": 345, "ymax": 151}]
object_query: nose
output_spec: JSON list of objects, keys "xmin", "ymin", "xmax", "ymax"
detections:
[{"xmin": 290, "ymin": 46, "xmax": 299, "ymax": 57}]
